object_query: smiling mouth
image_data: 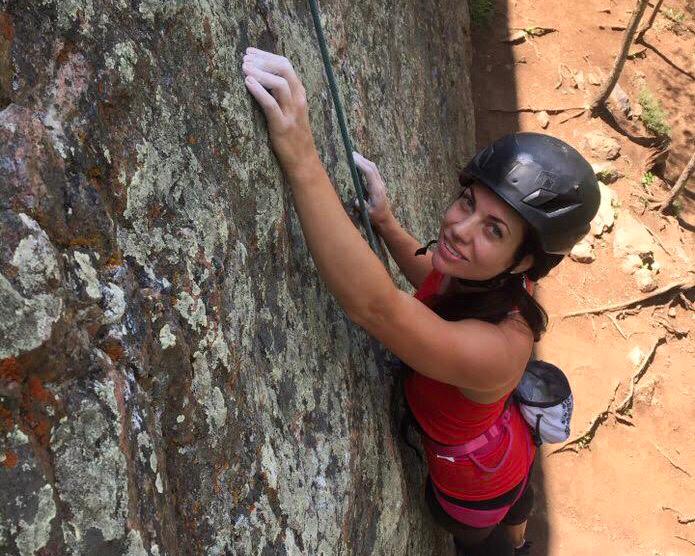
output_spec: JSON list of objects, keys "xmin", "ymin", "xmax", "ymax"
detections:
[{"xmin": 442, "ymin": 239, "xmax": 468, "ymax": 261}]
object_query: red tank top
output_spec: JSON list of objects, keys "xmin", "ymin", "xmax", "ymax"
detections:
[{"xmin": 405, "ymin": 269, "xmax": 536, "ymax": 500}]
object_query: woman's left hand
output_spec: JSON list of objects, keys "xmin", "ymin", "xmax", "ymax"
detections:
[{"xmin": 242, "ymin": 47, "xmax": 319, "ymax": 177}]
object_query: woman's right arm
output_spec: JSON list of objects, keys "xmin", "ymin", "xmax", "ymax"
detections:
[{"xmin": 353, "ymin": 153, "xmax": 433, "ymax": 289}]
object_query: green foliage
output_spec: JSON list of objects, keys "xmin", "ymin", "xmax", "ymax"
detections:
[
  {"xmin": 641, "ymin": 171, "xmax": 655, "ymax": 187},
  {"xmin": 663, "ymin": 7, "xmax": 686, "ymax": 32},
  {"xmin": 638, "ymin": 88, "xmax": 671, "ymax": 137},
  {"xmin": 672, "ymin": 197, "xmax": 684, "ymax": 215},
  {"xmin": 470, "ymin": 0, "xmax": 495, "ymax": 26},
  {"xmin": 664, "ymin": 7, "xmax": 685, "ymax": 24}
]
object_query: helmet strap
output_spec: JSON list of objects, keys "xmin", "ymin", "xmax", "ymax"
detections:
[{"xmin": 455, "ymin": 265, "xmax": 518, "ymax": 290}]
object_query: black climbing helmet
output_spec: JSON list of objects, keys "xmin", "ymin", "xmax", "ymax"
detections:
[{"xmin": 460, "ymin": 132, "xmax": 601, "ymax": 254}]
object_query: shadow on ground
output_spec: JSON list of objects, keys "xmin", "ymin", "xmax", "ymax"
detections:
[{"xmin": 470, "ymin": 1, "xmax": 550, "ymax": 554}]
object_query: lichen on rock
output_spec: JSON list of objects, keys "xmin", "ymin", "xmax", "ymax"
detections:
[
  {"xmin": 1, "ymin": 0, "xmax": 474, "ymax": 553},
  {"xmin": 51, "ymin": 394, "xmax": 128, "ymax": 552}
]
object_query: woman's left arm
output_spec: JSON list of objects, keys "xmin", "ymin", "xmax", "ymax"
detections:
[
  {"xmin": 242, "ymin": 48, "xmax": 533, "ymax": 392},
  {"xmin": 242, "ymin": 48, "xmax": 396, "ymax": 322}
]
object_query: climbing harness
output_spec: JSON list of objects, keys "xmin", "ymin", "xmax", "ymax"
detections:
[
  {"xmin": 307, "ymin": 0, "xmax": 379, "ymax": 253},
  {"xmin": 425, "ymin": 405, "xmax": 535, "ymax": 529},
  {"xmin": 424, "ymin": 406, "xmax": 515, "ymax": 473}
]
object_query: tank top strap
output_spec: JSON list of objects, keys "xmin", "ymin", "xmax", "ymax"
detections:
[{"xmin": 414, "ymin": 269, "xmax": 444, "ymax": 302}]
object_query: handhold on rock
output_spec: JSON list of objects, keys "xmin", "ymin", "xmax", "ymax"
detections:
[
  {"xmin": 634, "ymin": 266, "xmax": 657, "ymax": 293},
  {"xmin": 583, "ymin": 131, "xmax": 621, "ymax": 160}
]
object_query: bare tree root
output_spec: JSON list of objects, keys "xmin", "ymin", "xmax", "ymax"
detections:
[
  {"xmin": 676, "ymin": 536, "xmax": 695, "ymax": 547},
  {"xmin": 662, "ymin": 506, "xmax": 695, "ymax": 525},
  {"xmin": 642, "ymin": 222, "xmax": 673, "ymax": 256},
  {"xmin": 548, "ymin": 382, "xmax": 621, "ymax": 455},
  {"xmin": 608, "ymin": 313, "xmax": 630, "ymax": 339},
  {"xmin": 560, "ymin": 278, "xmax": 695, "ymax": 318},
  {"xmin": 550, "ymin": 335, "xmax": 669, "ymax": 456},
  {"xmin": 559, "ymin": 110, "xmax": 587, "ymax": 124},
  {"xmin": 654, "ymin": 442, "xmax": 692, "ymax": 477},
  {"xmin": 615, "ymin": 336, "xmax": 665, "ymax": 415},
  {"xmin": 598, "ymin": 24, "xmax": 627, "ymax": 31},
  {"xmin": 590, "ymin": 0, "xmax": 650, "ymax": 112},
  {"xmin": 614, "ymin": 414, "xmax": 635, "ymax": 426},
  {"xmin": 488, "ymin": 106, "xmax": 586, "ymax": 114},
  {"xmin": 654, "ymin": 314, "xmax": 689, "ymax": 338},
  {"xmin": 636, "ymin": 0, "xmax": 665, "ymax": 43},
  {"xmin": 650, "ymin": 150, "xmax": 695, "ymax": 213}
]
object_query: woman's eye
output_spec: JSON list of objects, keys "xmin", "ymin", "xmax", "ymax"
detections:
[{"xmin": 489, "ymin": 224, "xmax": 503, "ymax": 239}]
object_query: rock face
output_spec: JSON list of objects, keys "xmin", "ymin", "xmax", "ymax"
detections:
[{"xmin": 0, "ymin": 3, "xmax": 474, "ymax": 554}]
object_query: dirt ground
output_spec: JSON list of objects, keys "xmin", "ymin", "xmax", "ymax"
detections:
[{"xmin": 471, "ymin": 1, "xmax": 694, "ymax": 554}]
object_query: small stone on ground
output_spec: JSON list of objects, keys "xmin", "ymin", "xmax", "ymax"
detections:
[{"xmin": 583, "ymin": 131, "xmax": 621, "ymax": 161}]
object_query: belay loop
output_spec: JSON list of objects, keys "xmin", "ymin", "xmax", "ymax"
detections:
[{"xmin": 307, "ymin": 0, "xmax": 379, "ymax": 253}]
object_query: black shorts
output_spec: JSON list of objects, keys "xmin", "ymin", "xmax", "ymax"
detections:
[{"xmin": 424, "ymin": 470, "xmax": 535, "ymax": 546}]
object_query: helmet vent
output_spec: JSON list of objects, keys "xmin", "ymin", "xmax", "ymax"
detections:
[
  {"xmin": 522, "ymin": 189, "xmax": 579, "ymax": 215},
  {"xmin": 522, "ymin": 188, "xmax": 558, "ymax": 208},
  {"xmin": 539, "ymin": 198, "xmax": 580, "ymax": 215}
]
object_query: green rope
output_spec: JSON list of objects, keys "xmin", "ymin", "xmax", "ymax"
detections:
[{"xmin": 307, "ymin": 0, "xmax": 379, "ymax": 253}]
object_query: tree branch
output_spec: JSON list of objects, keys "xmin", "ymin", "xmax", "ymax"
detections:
[
  {"xmin": 653, "ymin": 150, "xmax": 695, "ymax": 213},
  {"xmin": 560, "ymin": 278, "xmax": 695, "ymax": 318},
  {"xmin": 590, "ymin": 0, "xmax": 650, "ymax": 112},
  {"xmin": 636, "ymin": 0, "xmax": 664, "ymax": 43}
]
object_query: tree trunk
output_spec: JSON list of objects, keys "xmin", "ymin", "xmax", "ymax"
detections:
[
  {"xmin": 0, "ymin": 2, "xmax": 476, "ymax": 554},
  {"xmin": 591, "ymin": 0, "xmax": 650, "ymax": 112}
]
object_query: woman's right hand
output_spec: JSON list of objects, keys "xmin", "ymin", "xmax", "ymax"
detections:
[{"xmin": 352, "ymin": 152, "xmax": 393, "ymax": 228}]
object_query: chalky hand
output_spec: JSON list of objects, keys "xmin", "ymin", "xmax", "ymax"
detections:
[
  {"xmin": 352, "ymin": 152, "xmax": 393, "ymax": 228},
  {"xmin": 242, "ymin": 47, "xmax": 319, "ymax": 177}
]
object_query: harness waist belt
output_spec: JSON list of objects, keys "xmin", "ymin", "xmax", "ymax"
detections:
[{"xmin": 424, "ymin": 407, "xmax": 513, "ymax": 473}]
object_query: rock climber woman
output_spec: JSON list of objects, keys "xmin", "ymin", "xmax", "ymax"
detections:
[{"xmin": 242, "ymin": 47, "xmax": 599, "ymax": 555}]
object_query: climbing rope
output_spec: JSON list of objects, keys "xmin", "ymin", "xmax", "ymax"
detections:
[{"xmin": 307, "ymin": 0, "xmax": 380, "ymax": 253}]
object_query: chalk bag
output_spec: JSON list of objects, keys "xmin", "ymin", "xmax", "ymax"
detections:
[{"xmin": 514, "ymin": 360, "xmax": 573, "ymax": 445}]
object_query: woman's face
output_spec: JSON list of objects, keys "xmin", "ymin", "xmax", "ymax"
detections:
[{"xmin": 432, "ymin": 182, "xmax": 530, "ymax": 281}]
